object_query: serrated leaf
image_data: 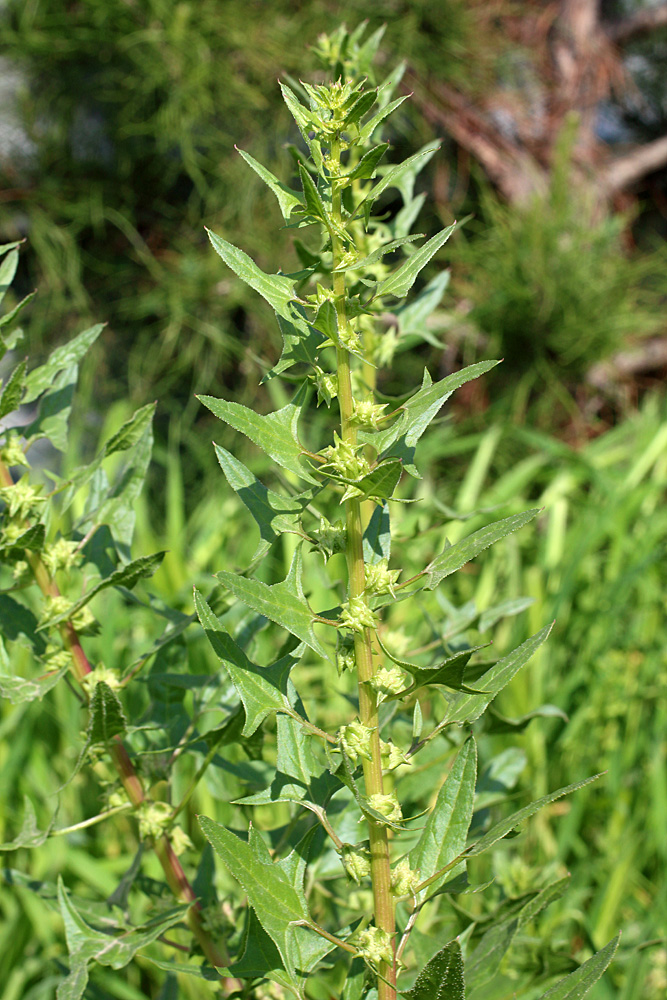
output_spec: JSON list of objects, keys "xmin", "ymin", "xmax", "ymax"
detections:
[
  {"xmin": 199, "ymin": 816, "xmax": 309, "ymax": 978},
  {"xmin": 424, "ymin": 509, "xmax": 539, "ymax": 590},
  {"xmin": 376, "ymin": 223, "xmax": 460, "ymax": 300},
  {"xmin": 312, "ymin": 298, "xmax": 339, "ymax": 341},
  {"xmin": 0, "ymin": 358, "xmax": 26, "ymax": 418},
  {"xmin": 344, "ymin": 89, "xmax": 377, "ymax": 126},
  {"xmin": 104, "ymin": 403, "xmax": 156, "ymax": 456},
  {"xmin": 366, "ymin": 361, "xmax": 499, "ymax": 477},
  {"xmin": 395, "ymin": 271, "xmax": 451, "ymax": 335},
  {"xmin": 444, "ymin": 624, "xmax": 553, "ymax": 725},
  {"xmin": 298, "ymin": 163, "xmax": 328, "ymax": 224},
  {"xmin": 468, "ymin": 773, "xmax": 603, "ymax": 859},
  {"xmin": 194, "ymin": 589, "xmax": 295, "ymax": 735},
  {"xmin": 213, "ymin": 443, "xmax": 313, "ymax": 545},
  {"xmin": 362, "ymin": 141, "xmax": 440, "ymax": 212},
  {"xmin": 359, "ymin": 95, "xmax": 410, "ymax": 143},
  {"xmin": 346, "ymin": 143, "xmax": 389, "ymax": 182},
  {"xmin": 485, "ymin": 703, "xmax": 568, "ymax": 734},
  {"xmin": 363, "ymin": 502, "xmax": 391, "ymax": 564},
  {"xmin": 23, "ymin": 325, "xmax": 103, "ymax": 404},
  {"xmin": 9, "ymin": 521, "xmax": 46, "ymax": 552},
  {"xmin": 409, "ymin": 738, "xmax": 477, "ymax": 895},
  {"xmin": 0, "ymin": 594, "xmax": 47, "ymax": 655},
  {"xmin": 537, "ymin": 936, "xmax": 619, "ymax": 1000},
  {"xmin": 401, "ymin": 939, "xmax": 464, "ymax": 1000},
  {"xmin": 207, "ymin": 228, "xmax": 296, "ymax": 313},
  {"xmin": 199, "ymin": 380, "xmax": 315, "ymax": 483},
  {"xmin": 263, "ymin": 309, "xmax": 324, "ymax": 382},
  {"xmin": 0, "ymin": 796, "xmax": 55, "ymax": 850},
  {"xmin": 215, "ymin": 547, "xmax": 330, "ymax": 661},
  {"xmin": 0, "ymin": 661, "xmax": 68, "ymax": 704},
  {"xmin": 280, "ymin": 82, "xmax": 314, "ymax": 142},
  {"xmin": 40, "ymin": 552, "xmax": 165, "ymax": 629},
  {"xmin": 0, "ymin": 248, "xmax": 19, "ymax": 307},
  {"xmin": 383, "ymin": 642, "xmax": 488, "ymax": 697},
  {"xmin": 0, "ymin": 290, "xmax": 36, "ymax": 333},
  {"xmin": 87, "ymin": 681, "xmax": 127, "ymax": 744},
  {"xmin": 237, "ymin": 147, "xmax": 304, "ymax": 221},
  {"xmin": 56, "ymin": 878, "xmax": 188, "ymax": 999},
  {"xmin": 343, "ymin": 460, "xmax": 402, "ymax": 502},
  {"xmin": 231, "ymin": 910, "xmax": 302, "ymax": 996},
  {"xmin": 24, "ymin": 364, "xmax": 78, "ymax": 452},
  {"xmin": 334, "ymin": 235, "xmax": 422, "ymax": 273}
]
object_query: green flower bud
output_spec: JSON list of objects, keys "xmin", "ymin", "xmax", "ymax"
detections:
[
  {"xmin": 0, "ymin": 477, "xmax": 45, "ymax": 520},
  {"xmin": 369, "ymin": 664, "xmax": 406, "ymax": 703},
  {"xmin": 351, "ymin": 398, "xmax": 388, "ymax": 430},
  {"xmin": 390, "ymin": 858, "xmax": 421, "ymax": 897},
  {"xmin": 340, "ymin": 842, "xmax": 371, "ymax": 883},
  {"xmin": 364, "ymin": 559, "xmax": 401, "ymax": 598},
  {"xmin": 40, "ymin": 595, "xmax": 96, "ymax": 635},
  {"xmin": 43, "ymin": 644, "xmax": 72, "ymax": 672},
  {"xmin": 339, "ymin": 596, "xmax": 377, "ymax": 633},
  {"xmin": 336, "ymin": 633, "xmax": 356, "ymax": 674},
  {"xmin": 43, "ymin": 538, "xmax": 82, "ymax": 577},
  {"xmin": 310, "ymin": 366, "xmax": 339, "ymax": 407},
  {"xmin": 137, "ymin": 800, "xmax": 172, "ymax": 841},
  {"xmin": 12, "ymin": 559, "xmax": 31, "ymax": 585},
  {"xmin": 311, "ymin": 516, "xmax": 346, "ymax": 559},
  {"xmin": 338, "ymin": 719, "xmax": 374, "ymax": 762},
  {"xmin": 353, "ymin": 925, "xmax": 394, "ymax": 966},
  {"xmin": 320, "ymin": 433, "xmax": 370, "ymax": 481},
  {"xmin": 367, "ymin": 792, "xmax": 402, "ymax": 824},
  {"xmin": 82, "ymin": 664, "xmax": 122, "ymax": 698},
  {"xmin": 0, "ymin": 432, "xmax": 29, "ymax": 469}
]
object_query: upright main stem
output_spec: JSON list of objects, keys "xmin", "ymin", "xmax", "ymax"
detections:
[{"xmin": 330, "ymin": 133, "xmax": 396, "ymax": 999}]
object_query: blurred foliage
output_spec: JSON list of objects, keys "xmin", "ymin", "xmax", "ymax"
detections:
[{"xmin": 448, "ymin": 125, "xmax": 667, "ymax": 380}]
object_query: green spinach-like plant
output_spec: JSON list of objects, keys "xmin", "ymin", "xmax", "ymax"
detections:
[{"xmin": 0, "ymin": 26, "xmax": 619, "ymax": 1000}]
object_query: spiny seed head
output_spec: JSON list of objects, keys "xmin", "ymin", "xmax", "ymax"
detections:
[
  {"xmin": 390, "ymin": 858, "xmax": 421, "ymax": 897},
  {"xmin": 137, "ymin": 801, "xmax": 172, "ymax": 841},
  {"xmin": 364, "ymin": 558, "xmax": 400, "ymax": 597},
  {"xmin": 340, "ymin": 843, "xmax": 371, "ymax": 882},
  {"xmin": 338, "ymin": 719, "xmax": 374, "ymax": 762},
  {"xmin": 353, "ymin": 925, "xmax": 394, "ymax": 966},
  {"xmin": 380, "ymin": 739, "xmax": 410, "ymax": 771},
  {"xmin": 369, "ymin": 664, "xmax": 406, "ymax": 702},
  {"xmin": 339, "ymin": 595, "xmax": 377, "ymax": 633},
  {"xmin": 367, "ymin": 792, "xmax": 402, "ymax": 824}
]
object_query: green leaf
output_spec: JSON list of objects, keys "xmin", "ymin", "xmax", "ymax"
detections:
[
  {"xmin": 384, "ymin": 643, "xmax": 489, "ymax": 697},
  {"xmin": 213, "ymin": 443, "xmax": 314, "ymax": 546},
  {"xmin": 207, "ymin": 228, "xmax": 295, "ymax": 313},
  {"xmin": 56, "ymin": 878, "xmax": 189, "ymax": 999},
  {"xmin": 40, "ymin": 552, "xmax": 165, "ymax": 629},
  {"xmin": 85, "ymin": 423, "xmax": 153, "ymax": 557},
  {"xmin": 536, "ymin": 936, "xmax": 619, "ymax": 1000},
  {"xmin": 0, "ymin": 358, "xmax": 26, "ymax": 419},
  {"xmin": 0, "ymin": 594, "xmax": 47, "ymax": 655},
  {"xmin": 409, "ymin": 738, "xmax": 477, "ymax": 895},
  {"xmin": 396, "ymin": 271, "xmax": 451, "ymax": 335},
  {"xmin": 423, "ymin": 509, "xmax": 540, "ymax": 590},
  {"xmin": 401, "ymin": 939, "xmax": 464, "ymax": 1000},
  {"xmin": 87, "ymin": 681, "xmax": 127, "ymax": 744},
  {"xmin": 9, "ymin": 521, "xmax": 46, "ymax": 553},
  {"xmin": 230, "ymin": 910, "xmax": 302, "ymax": 997},
  {"xmin": 0, "ymin": 658, "xmax": 68, "ymax": 704},
  {"xmin": 24, "ymin": 364, "xmax": 78, "ymax": 452},
  {"xmin": 468, "ymin": 773, "xmax": 603, "ymax": 859},
  {"xmin": 444, "ymin": 624, "xmax": 553, "ymax": 724},
  {"xmin": 23, "ymin": 324, "xmax": 104, "ymax": 404},
  {"xmin": 363, "ymin": 502, "xmax": 391, "ymax": 564},
  {"xmin": 280, "ymin": 82, "xmax": 314, "ymax": 142},
  {"xmin": 0, "ymin": 248, "xmax": 19, "ymax": 307},
  {"xmin": 366, "ymin": 361, "xmax": 500, "ymax": 477},
  {"xmin": 237, "ymin": 147, "xmax": 304, "ymax": 221},
  {"xmin": 344, "ymin": 89, "xmax": 377, "ymax": 126},
  {"xmin": 215, "ymin": 547, "xmax": 330, "ymax": 661},
  {"xmin": 346, "ymin": 143, "xmax": 389, "ymax": 182},
  {"xmin": 194, "ymin": 589, "xmax": 295, "ymax": 736},
  {"xmin": 199, "ymin": 816, "xmax": 309, "ymax": 978},
  {"xmin": 263, "ymin": 309, "xmax": 324, "ymax": 382},
  {"xmin": 343, "ymin": 460, "xmax": 403, "ymax": 503},
  {"xmin": 358, "ymin": 95, "xmax": 410, "ymax": 144},
  {"xmin": 485, "ymin": 703, "xmax": 568, "ymax": 734},
  {"xmin": 0, "ymin": 796, "xmax": 54, "ymax": 851},
  {"xmin": 376, "ymin": 223, "xmax": 460, "ymax": 300},
  {"xmin": 363, "ymin": 141, "xmax": 440, "ymax": 212},
  {"xmin": 298, "ymin": 163, "xmax": 328, "ymax": 224},
  {"xmin": 199, "ymin": 380, "xmax": 315, "ymax": 483},
  {"xmin": 104, "ymin": 403, "xmax": 156, "ymax": 456},
  {"xmin": 334, "ymin": 235, "xmax": 422, "ymax": 273}
]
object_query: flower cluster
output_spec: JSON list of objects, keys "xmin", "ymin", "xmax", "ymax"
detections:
[{"xmin": 339, "ymin": 595, "xmax": 377, "ymax": 633}]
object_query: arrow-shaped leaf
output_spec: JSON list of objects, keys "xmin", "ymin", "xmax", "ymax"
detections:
[
  {"xmin": 194, "ymin": 589, "xmax": 295, "ymax": 736},
  {"xmin": 199, "ymin": 380, "xmax": 315, "ymax": 483},
  {"xmin": 376, "ymin": 223, "xmax": 460, "ymax": 300},
  {"xmin": 216, "ymin": 547, "xmax": 330, "ymax": 662},
  {"xmin": 237, "ymin": 147, "xmax": 304, "ymax": 221},
  {"xmin": 423, "ymin": 509, "xmax": 540, "ymax": 590},
  {"xmin": 537, "ymin": 935, "xmax": 619, "ymax": 1000}
]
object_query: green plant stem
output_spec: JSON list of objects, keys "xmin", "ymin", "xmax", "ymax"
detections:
[
  {"xmin": 0, "ymin": 456, "xmax": 233, "ymax": 980},
  {"xmin": 331, "ymin": 131, "xmax": 396, "ymax": 999}
]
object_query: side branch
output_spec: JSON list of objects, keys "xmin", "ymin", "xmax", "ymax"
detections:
[{"xmin": 606, "ymin": 3, "xmax": 667, "ymax": 45}]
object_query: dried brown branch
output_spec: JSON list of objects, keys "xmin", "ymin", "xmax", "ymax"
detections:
[
  {"xmin": 604, "ymin": 135, "xmax": 667, "ymax": 193},
  {"xmin": 606, "ymin": 3, "xmax": 667, "ymax": 46}
]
